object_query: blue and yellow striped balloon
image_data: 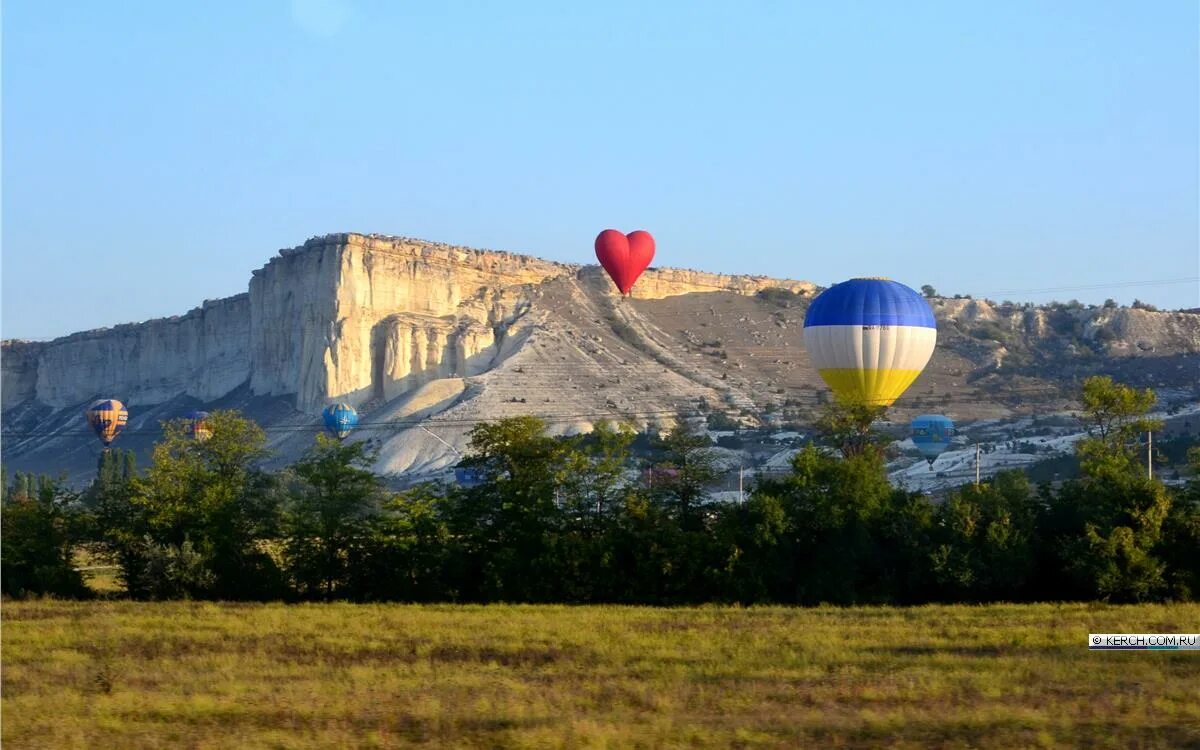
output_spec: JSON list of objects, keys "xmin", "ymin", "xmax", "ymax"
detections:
[{"xmin": 803, "ymin": 278, "xmax": 936, "ymax": 406}]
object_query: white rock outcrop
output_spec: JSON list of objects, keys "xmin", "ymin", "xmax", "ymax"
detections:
[{"xmin": 3, "ymin": 295, "xmax": 250, "ymax": 408}]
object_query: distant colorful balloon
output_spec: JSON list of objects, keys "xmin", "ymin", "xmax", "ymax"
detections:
[
  {"xmin": 185, "ymin": 411, "xmax": 213, "ymax": 442},
  {"xmin": 86, "ymin": 399, "xmax": 129, "ymax": 447},
  {"xmin": 911, "ymin": 415, "xmax": 954, "ymax": 466},
  {"xmin": 595, "ymin": 229, "xmax": 655, "ymax": 296},
  {"xmin": 322, "ymin": 403, "xmax": 359, "ymax": 439},
  {"xmin": 803, "ymin": 278, "xmax": 936, "ymax": 406}
]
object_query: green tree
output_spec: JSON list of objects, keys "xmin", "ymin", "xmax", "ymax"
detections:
[
  {"xmin": 754, "ymin": 445, "xmax": 902, "ymax": 604},
  {"xmin": 874, "ymin": 489, "xmax": 937, "ymax": 602},
  {"xmin": 930, "ymin": 471, "xmax": 1037, "ymax": 600},
  {"xmin": 1, "ymin": 474, "xmax": 89, "ymax": 598},
  {"xmin": 649, "ymin": 423, "xmax": 718, "ymax": 528},
  {"xmin": 354, "ymin": 482, "xmax": 454, "ymax": 601},
  {"xmin": 711, "ymin": 491, "xmax": 788, "ymax": 603},
  {"xmin": 445, "ymin": 416, "xmax": 573, "ymax": 601},
  {"xmin": 1157, "ymin": 447, "xmax": 1200, "ymax": 599},
  {"xmin": 130, "ymin": 537, "xmax": 216, "ymax": 600},
  {"xmin": 560, "ymin": 420, "xmax": 636, "ymax": 528},
  {"xmin": 285, "ymin": 434, "xmax": 384, "ymax": 599},
  {"xmin": 921, "ymin": 284, "xmax": 937, "ymax": 298},
  {"xmin": 122, "ymin": 449, "xmax": 138, "ymax": 481},
  {"xmin": 618, "ymin": 492, "xmax": 690, "ymax": 603},
  {"xmin": 553, "ymin": 421, "xmax": 639, "ymax": 600},
  {"xmin": 99, "ymin": 411, "xmax": 281, "ymax": 599},
  {"xmin": 1043, "ymin": 377, "xmax": 1170, "ymax": 602},
  {"xmin": 815, "ymin": 397, "xmax": 891, "ymax": 458},
  {"xmin": 1076, "ymin": 376, "xmax": 1159, "ymax": 479},
  {"xmin": 84, "ymin": 448, "xmax": 137, "ymax": 510}
]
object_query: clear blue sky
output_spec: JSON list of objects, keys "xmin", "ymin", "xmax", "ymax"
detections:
[{"xmin": 3, "ymin": 1, "xmax": 1197, "ymax": 340}]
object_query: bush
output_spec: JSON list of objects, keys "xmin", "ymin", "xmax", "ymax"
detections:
[
  {"xmin": 1048, "ymin": 310, "xmax": 1080, "ymax": 337},
  {"xmin": 706, "ymin": 412, "xmax": 741, "ymax": 431},
  {"xmin": 1, "ymin": 475, "xmax": 89, "ymax": 598},
  {"xmin": 131, "ymin": 537, "xmax": 216, "ymax": 600},
  {"xmin": 756, "ymin": 287, "xmax": 800, "ymax": 307},
  {"xmin": 969, "ymin": 322, "xmax": 1010, "ymax": 344}
]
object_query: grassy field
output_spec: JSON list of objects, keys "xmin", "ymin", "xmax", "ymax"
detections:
[{"xmin": 3, "ymin": 601, "xmax": 1198, "ymax": 749}]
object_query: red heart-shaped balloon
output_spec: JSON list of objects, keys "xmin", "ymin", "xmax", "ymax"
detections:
[{"xmin": 594, "ymin": 229, "xmax": 655, "ymax": 296}]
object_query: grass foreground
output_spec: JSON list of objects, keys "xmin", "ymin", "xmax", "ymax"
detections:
[{"xmin": 3, "ymin": 601, "xmax": 1198, "ymax": 749}]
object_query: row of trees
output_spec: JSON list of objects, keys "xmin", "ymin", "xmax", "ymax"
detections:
[{"xmin": 3, "ymin": 377, "xmax": 1199, "ymax": 604}]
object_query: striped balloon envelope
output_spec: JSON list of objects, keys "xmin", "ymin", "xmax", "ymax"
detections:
[
  {"xmin": 911, "ymin": 414, "xmax": 954, "ymax": 466},
  {"xmin": 803, "ymin": 278, "xmax": 936, "ymax": 406},
  {"xmin": 322, "ymin": 403, "xmax": 359, "ymax": 440},
  {"xmin": 85, "ymin": 399, "xmax": 129, "ymax": 446},
  {"xmin": 185, "ymin": 410, "xmax": 213, "ymax": 442}
]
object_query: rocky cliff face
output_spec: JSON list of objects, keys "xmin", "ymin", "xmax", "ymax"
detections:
[
  {"xmin": 931, "ymin": 297, "xmax": 1200, "ymax": 377},
  {"xmin": 3, "ymin": 295, "xmax": 250, "ymax": 408},
  {"xmin": 617, "ymin": 266, "xmax": 816, "ymax": 300},
  {"xmin": 2, "ymin": 233, "xmax": 813, "ymax": 416},
  {"xmin": 936, "ymin": 298, "xmax": 1200, "ymax": 354},
  {"xmin": 246, "ymin": 234, "xmax": 571, "ymax": 411}
]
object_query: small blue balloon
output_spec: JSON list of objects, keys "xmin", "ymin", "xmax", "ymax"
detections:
[
  {"xmin": 911, "ymin": 414, "xmax": 954, "ymax": 466},
  {"xmin": 322, "ymin": 403, "xmax": 359, "ymax": 439}
]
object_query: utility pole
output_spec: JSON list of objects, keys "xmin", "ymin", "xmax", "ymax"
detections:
[
  {"xmin": 738, "ymin": 464, "xmax": 744, "ymax": 504},
  {"xmin": 975, "ymin": 444, "xmax": 981, "ymax": 486},
  {"xmin": 1147, "ymin": 430, "xmax": 1153, "ymax": 481}
]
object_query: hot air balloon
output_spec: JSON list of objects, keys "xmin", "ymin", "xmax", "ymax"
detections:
[
  {"xmin": 86, "ymin": 399, "xmax": 129, "ymax": 447},
  {"xmin": 185, "ymin": 410, "xmax": 213, "ymax": 442},
  {"xmin": 803, "ymin": 278, "xmax": 936, "ymax": 406},
  {"xmin": 595, "ymin": 229, "xmax": 655, "ymax": 296},
  {"xmin": 322, "ymin": 403, "xmax": 359, "ymax": 440},
  {"xmin": 911, "ymin": 415, "xmax": 954, "ymax": 466}
]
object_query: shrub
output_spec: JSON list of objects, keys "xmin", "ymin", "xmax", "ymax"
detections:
[
  {"xmin": 756, "ymin": 287, "xmax": 800, "ymax": 307},
  {"xmin": 1, "ymin": 476, "xmax": 90, "ymax": 598},
  {"xmin": 969, "ymin": 322, "xmax": 1010, "ymax": 344},
  {"xmin": 706, "ymin": 412, "xmax": 741, "ymax": 431}
]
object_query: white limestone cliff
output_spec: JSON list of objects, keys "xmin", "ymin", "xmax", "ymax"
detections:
[
  {"xmin": 2, "ymin": 233, "xmax": 817, "ymax": 415},
  {"xmin": 3, "ymin": 295, "xmax": 250, "ymax": 408}
]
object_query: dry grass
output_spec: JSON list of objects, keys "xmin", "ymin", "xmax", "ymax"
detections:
[
  {"xmin": 3, "ymin": 601, "xmax": 1198, "ymax": 749},
  {"xmin": 71, "ymin": 545, "xmax": 123, "ymax": 595}
]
